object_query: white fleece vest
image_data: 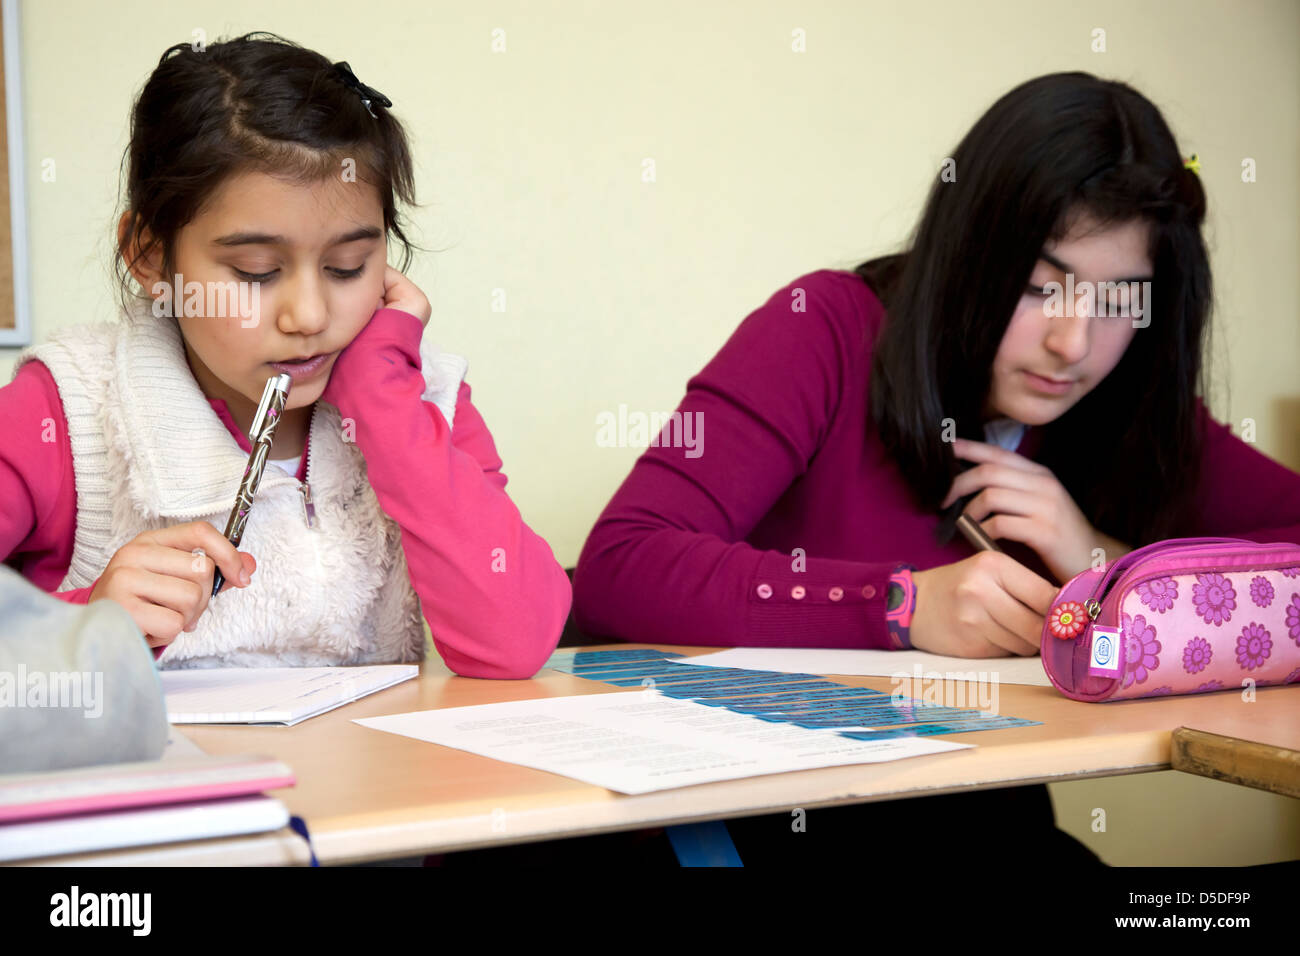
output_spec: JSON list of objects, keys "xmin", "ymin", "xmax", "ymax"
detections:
[{"xmin": 12, "ymin": 307, "xmax": 470, "ymax": 669}]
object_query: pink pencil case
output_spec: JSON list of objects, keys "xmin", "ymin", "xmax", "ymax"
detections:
[{"xmin": 1040, "ymin": 536, "xmax": 1300, "ymax": 701}]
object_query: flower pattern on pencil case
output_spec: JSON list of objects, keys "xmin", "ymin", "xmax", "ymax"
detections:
[{"xmin": 1107, "ymin": 567, "xmax": 1300, "ymax": 698}]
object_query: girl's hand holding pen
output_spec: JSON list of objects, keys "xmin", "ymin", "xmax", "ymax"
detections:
[
  {"xmin": 909, "ymin": 552, "xmax": 1057, "ymax": 658},
  {"xmin": 88, "ymin": 522, "xmax": 257, "ymax": 648},
  {"xmin": 940, "ymin": 437, "xmax": 1130, "ymax": 583}
]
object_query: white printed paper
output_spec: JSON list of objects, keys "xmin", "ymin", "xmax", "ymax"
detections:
[{"xmin": 354, "ymin": 692, "xmax": 971, "ymax": 795}]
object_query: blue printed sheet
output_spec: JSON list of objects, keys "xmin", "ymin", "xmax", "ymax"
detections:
[{"xmin": 542, "ymin": 649, "xmax": 1040, "ymax": 738}]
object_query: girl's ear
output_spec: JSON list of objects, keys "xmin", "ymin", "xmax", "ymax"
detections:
[{"xmin": 117, "ymin": 210, "xmax": 165, "ymax": 294}]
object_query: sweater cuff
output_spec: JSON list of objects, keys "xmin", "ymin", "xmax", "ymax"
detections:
[
  {"xmin": 744, "ymin": 551, "xmax": 896, "ymax": 649},
  {"xmin": 50, "ymin": 585, "xmax": 95, "ymax": 605},
  {"xmin": 359, "ymin": 307, "xmax": 424, "ymax": 355},
  {"xmin": 322, "ymin": 308, "xmax": 424, "ymax": 409}
]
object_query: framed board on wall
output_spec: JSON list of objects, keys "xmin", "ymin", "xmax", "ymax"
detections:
[{"xmin": 0, "ymin": 0, "xmax": 30, "ymax": 347}]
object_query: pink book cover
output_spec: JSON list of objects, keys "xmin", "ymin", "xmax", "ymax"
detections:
[{"xmin": 0, "ymin": 754, "xmax": 295, "ymax": 824}]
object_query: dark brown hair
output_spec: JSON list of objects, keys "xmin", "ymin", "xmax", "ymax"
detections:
[
  {"xmin": 115, "ymin": 31, "xmax": 417, "ymax": 314},
  {"xmin": 857, "ymin": 72, "xmax": 1212, "ymax": 548}
]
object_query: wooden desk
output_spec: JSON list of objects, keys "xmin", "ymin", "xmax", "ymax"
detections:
[
  {"xmin": 1172, "ymin": 712, "xmax": 1300, "ymax": 798},
  {"xmin": 24, "ymin": 644, "xmax": 1300, "ymax": 865}
]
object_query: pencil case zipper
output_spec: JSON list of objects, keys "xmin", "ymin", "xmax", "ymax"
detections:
[
  {"xmin": 1082, "ymin": 538, "xmax": 1298, "ymax": 633},
  {"xmin": 1081, "ymin": 537, "xmax": 1241, "ymax": 623}
]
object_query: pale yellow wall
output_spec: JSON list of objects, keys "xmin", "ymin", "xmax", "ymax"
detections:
[
  {"xmin": 1052, "ymin": 770, "xmax": 1300, "ymax": 867},
  {"xmin": 2, "ymin": 0, "xmax": 1296, "ymax": 865}
]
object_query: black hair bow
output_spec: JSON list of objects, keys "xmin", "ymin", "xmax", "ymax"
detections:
[{"xmin": 332, "ymin": 61, "xmax": 392, "ymax": 118}]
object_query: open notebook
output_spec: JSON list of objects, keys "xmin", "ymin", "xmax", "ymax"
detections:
[{"xmin": 160, "ymin": 664, "xmax": 419, "ymax": 725}]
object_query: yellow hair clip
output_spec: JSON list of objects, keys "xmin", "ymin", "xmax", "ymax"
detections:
[{"xmin": 1183, "ymin": 154, "xmax": 1201, "ymax": 176}]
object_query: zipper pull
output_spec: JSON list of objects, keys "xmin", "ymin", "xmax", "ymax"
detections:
[{"xmin": 300, "ymin": 482, "xmax": 316, "ymax": 528}]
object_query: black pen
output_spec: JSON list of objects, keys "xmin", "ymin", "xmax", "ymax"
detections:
[
  {"xmin": 937, "ymin": 457, "xmax": 1005, "ymax": 554},
  {"xmin": 211, "ymin": 374, "xmax": 292, "ymax": 597},
  {"xmin": 956, "ymin": 512, "xmax": 1004, "ymax": 553}
]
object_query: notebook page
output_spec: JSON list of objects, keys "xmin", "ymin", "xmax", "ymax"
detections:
[{"xmin": 161, "ymin": 665, "xmax": 419, "ymax": 725}]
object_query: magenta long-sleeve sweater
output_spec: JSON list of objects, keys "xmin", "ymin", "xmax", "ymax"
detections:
[{"xmin": 573, "ymin": 269, "xmax": 1300, "ymax": 650}]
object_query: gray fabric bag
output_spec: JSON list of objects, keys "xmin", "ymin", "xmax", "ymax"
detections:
[{"xmin": 0, "ymin": 566, "xmax": 168, "ymax": 773}]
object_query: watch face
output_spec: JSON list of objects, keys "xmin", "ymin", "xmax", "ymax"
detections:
[{"xmin": 887, "ymin": 581, "xmax": 905, "ymax": 611}]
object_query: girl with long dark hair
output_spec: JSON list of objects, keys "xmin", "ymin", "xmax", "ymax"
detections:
[
  {"xmin": 571, "ymin": 72, "xmax": 1300, "ymax": 864},
  {"xmin": 576, "ymin": 71, "xmax": 1300, "ymax": 659}
]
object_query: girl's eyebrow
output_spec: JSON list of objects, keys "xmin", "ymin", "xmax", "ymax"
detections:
[
  {"xmin": 1038, "ymin": 250, "xmax": 1153, "ymax": 285},
  {"xmin": 211, "ymin": 225, "xmax": 383, "ymax": 247}
]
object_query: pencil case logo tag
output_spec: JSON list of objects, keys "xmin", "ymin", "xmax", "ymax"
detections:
[{"xmin": 1088, "ymin": 626, "xmax": 1122, "ymax": 677}]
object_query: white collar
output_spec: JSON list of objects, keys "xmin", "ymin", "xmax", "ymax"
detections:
[
  {"xmin": 116, "ymin": 309, "xmax": 305, "ymax": 519},
  {"xmin": 983, "ymin": 416, "xmax": 1027, "ymax": 452},
  {"xmin": 115, "ymin": 304, "xmax": 468, "ymax": 518}
]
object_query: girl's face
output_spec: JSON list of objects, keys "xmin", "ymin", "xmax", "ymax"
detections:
[
  {"xmin": 154, "ymin": 170, "xmax": 388, "ymax": 417},
  {"xmin": 985, "ymin": 213, "xmax": 1153, "ymax": 425}
]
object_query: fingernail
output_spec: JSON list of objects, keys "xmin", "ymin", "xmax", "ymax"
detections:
[{"xmin": 240, "ymin": 570, "xmax": 251, "ymax": 586}]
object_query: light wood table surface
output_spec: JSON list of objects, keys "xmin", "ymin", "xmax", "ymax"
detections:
[{"xmin": 25, "ymin": 644, "xmax": 1300, "ymax": 865}]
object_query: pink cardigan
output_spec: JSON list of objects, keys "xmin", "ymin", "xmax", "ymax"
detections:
[
  {"xmin": 573, "ymin": 269, "xmax": 1300, "ymax": 650},
  {"xmin": 0, "ymin": 308, "xmax": 570, "ymax": 679}
]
